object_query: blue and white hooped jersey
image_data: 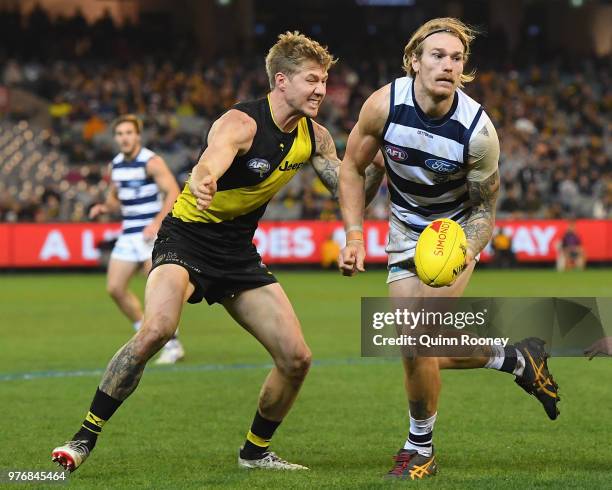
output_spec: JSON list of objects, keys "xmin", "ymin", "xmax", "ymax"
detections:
[
  {"xmin": 111, "ymin": 147, "xmax": 161, "ymax": 234},
  {"xmin": 382, "ymin": 77, "xmax": 490, "ymax": 232}
]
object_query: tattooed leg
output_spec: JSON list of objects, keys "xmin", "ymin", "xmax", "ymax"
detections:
[
  {"xmin": 98, "ymin": 264, "xmax": 192, "ymax": 400},
  {"xmin": 98, "ymin": 332, "xmax": 166, "ymax": 400},
  {"xmin": 402, "ymin": 357, "xmax": 441, "ymax": 418}
]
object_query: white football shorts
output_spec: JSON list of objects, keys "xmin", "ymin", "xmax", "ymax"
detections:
[
  {"xmin": 386, "ymin": 213, "xmax": 421, "ymax": 284},
  {"xmin": 386, "ymin": 213, "xmax": 478, "ymax": 284},
  {"xmin": 110, "ymin": 232, "xmax": 155, "ymax": 263}
]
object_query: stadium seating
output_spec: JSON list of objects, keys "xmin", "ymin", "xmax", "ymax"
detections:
[{"xmin": 0, "ymin": 7, "xmax": 610, "ymax": 223}]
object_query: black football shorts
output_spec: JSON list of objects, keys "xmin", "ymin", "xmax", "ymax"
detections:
[{"xmin": 151, "ymin": 216, "xmax": 277, "ymax": 305}]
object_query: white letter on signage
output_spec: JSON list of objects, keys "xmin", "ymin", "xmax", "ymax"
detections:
[
  {"xmin": 253, "ymin": 229, "xmax": 267, "ymax": 256},
  {"xmin": 332, "ymin": 227, "xmax": 345, "ymax": 246},
  {"xmin": 40, "ymin": 230, "xmax": 70, "ymax": 260},
  {"xmin": 269, "ymin": 228, "xmax": 290, "ymax": 258},
  {"xmin": 532, "ymin": 226, "xmax": 556, "ymax": 255},
  {"xmin": 367, "ymin": 228, "xmax": 387, "ymax": 257},
  {"xmin": 511, "ymin": 226, "xmax": 535, "ymax": 255},
  {"xmin": 293, "ymin": 227, "xmax": 314, "ymax": 258},
  {"xmin": 82, "ymin": 230, "xmax": 100, "ymax": 260}
]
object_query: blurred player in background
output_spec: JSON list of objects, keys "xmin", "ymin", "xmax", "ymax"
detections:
[
  {"xmin": 89, "ymin": 115, "xmax": 184, "ymax": 364},
  {"xmin": 52, "ymin": 32, "xmax": 384, "ymax": 472},
  {"xmin": 556, "ymin": 219, "xmax": 586, "ymax": 271},
  {"xmin": 491, "ymin": 228, "xmax": 515, "ymax": 268},
  {"xmin": 338, "ymin": 18, "xmax": 559, "ymax": 479}
]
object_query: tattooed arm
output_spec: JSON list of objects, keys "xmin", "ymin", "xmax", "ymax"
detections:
[
  {"xmin": 463, "ymin": 117, "xmax": 501, "ymax": 263},
  {"xmin": 310, "ymin": 121, "xmax": 384, "ymax": 206}
]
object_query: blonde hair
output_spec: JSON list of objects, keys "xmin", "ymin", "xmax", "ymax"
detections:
[
  {"xmin": 265, "ymin": 31, "xmax": 337, "ymax": 89},
  {"xmin": 402, "ymin": 17, "xmax": 479, "ymax": 86},
  {"xmin": 112, "ymin": 114, "xmax": 143, "ymax": 134}
]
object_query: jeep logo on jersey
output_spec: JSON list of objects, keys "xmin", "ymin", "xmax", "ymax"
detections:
[
  {"xmin": 279, "ymin": 161, "xmax": 306, "ymax": 172},
  {"xmin": 424, "ymin": 158, "xmax": 460, "ymax": 174},
  {"xmin": 247, "ymin": 158, "xmax": 271, "ymax": 177},
  {"xmin": 384, "ymin": 145, "xmax": 408, "ymax": 162}
]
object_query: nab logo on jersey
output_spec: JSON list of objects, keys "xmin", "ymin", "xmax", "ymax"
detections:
[
  {"xmin": 384, "ymin": 145, "xmax": 408, "ymax": 162},
  {"xmin": 424, "ymin": 159, "xmax": 460, "ymax": 174},
  {"xmin": 247, "ymin": 158, "xmax": 271, "ymax": 177}
]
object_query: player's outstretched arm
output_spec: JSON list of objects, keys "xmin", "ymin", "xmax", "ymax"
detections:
[
  {"xmin": 584, "ymin": 336, "xmax": 612, "ymax": 359},
  {"xmin": 338, "ymin": 85, "xmax": 388, "ymax": 276},
  {"xmin": 463, "ymin": 119, "xmax": 501, "ymax": 263},
  {"xmin": 189, "ymin": 110, "xmax": 256, "ymax": 210},
  {"xmin": 143, "ymin": 155, "xmax": 180, "ymax": 239},
  {"xmin": 310, "ymin": 121, "xmax": 384, "ymax": 204},
  {"xmin": 89, "ymin": 164, "xmax": 120, "ymax": 219}
]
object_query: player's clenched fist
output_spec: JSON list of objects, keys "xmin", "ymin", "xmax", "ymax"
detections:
[
  {"xmin": 190, "ymin": 174, "xmax": 217, "ymax": 210},
  {"xmin": 338, "ymin": 240, "xmax": 366, "ymax": 276}
]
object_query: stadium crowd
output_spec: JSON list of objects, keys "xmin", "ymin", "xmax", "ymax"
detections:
[{"xmin": 0, "ymin": 7, "xmax": 610, "ymax": 223}]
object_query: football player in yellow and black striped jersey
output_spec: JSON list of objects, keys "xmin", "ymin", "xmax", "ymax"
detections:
[{"xmin": 51, "ymin": 31, "xmax": 385, "ymax": 473}]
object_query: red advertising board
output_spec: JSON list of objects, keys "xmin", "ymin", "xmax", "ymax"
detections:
[
  {"xmin": 479, "ymin": 220, "xmax": 612, "ymax": 262},
  {"xmin": 253, "ymin": 221, "xmax": 389, "ymax": 263},
  {"xmin": 0, "ymin": 224, "xmax": 10, "ymax": 266},
  {"xmin": 0, "ymin": 220, "xmax": 610, "ymax": 268},
  {"xmin": 1, "ymin": 223, "xmax": 122, "ymax": 267},
  {"xmin": 254, "ymin": 219, "xmax": 612, "ymax": 263}
]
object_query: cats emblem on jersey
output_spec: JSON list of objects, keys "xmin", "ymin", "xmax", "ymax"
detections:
[{"xmin": 247, "ymin": 158, "xmax": 271, "ymax": 177}]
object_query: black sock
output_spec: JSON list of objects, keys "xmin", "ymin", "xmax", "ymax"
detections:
[
  {"xmin": 73, "ymin": 388, "xmax": 123, "ymax": 448},
  {"xmin": 240, "ymin": 411, "xmax": 281, "ymax": 459},
  {"xmin": 499, "ymin": 346, "xmax": 519, "ymax": 374}
]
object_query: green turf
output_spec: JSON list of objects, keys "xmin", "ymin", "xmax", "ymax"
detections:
[{"xmin": 1, "ymin": 269, "xmax": 611, "ymax": 488}]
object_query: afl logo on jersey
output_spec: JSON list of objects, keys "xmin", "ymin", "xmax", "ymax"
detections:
[
  {"xmin": 384, "ymin": 145, "xmax": 408, "ymax": 162},
  {"xmin": 247, "ymin": 158, "xmax": 271, "ymax": 177},
  {"xmin": 424, "ymin": 159, "xmax": 460, "ymax": 174}
]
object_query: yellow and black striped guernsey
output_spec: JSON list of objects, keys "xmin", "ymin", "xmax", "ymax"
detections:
[{"xmin": 171, "ymin": 95, "xmax": 315, "ymax": 242}]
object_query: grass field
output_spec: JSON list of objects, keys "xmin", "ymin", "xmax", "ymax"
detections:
[{"xmin": 1, "ymin": 269, "xmax": 612, "ymax": 489}]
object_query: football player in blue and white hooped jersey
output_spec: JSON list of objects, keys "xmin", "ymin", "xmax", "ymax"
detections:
[
  {"xmin": 89, "ymin": 114, "xmax": 184, "ymax": 364},
  {"xmin": 339, "ymin": 18, "xmax": 559, "ymax": 479}
]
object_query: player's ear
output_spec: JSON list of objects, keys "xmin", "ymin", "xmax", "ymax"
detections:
[
  {"xmin": 275, "ymin": 72, "xmax": 288, "ymax": 91},
  {"xmin": 411, "ymin": 53, "xmax": 420, "ymax": 75}
]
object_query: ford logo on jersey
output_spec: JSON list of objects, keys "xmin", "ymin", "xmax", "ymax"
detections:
[
  {"xmin": 247, "ymin": 158, "xmax": 271, "ymax": 177},
  {"xmin": 424, "ymin": 158, "xmax": 460, "ymax": 174},
  {"xmin": 384, "ymin": 145, "xmax": 408, "ymax": 162}
]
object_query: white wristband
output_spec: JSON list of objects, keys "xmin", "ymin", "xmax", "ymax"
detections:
[{"xmin": 345, "ymin": 225, "xmax": 363, "ymax": 233}]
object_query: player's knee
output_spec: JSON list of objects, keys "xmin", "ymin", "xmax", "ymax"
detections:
[
  {"xmin": 402, "ymin": 355, "xmax": 437, "ymax": 373},
  {"xmin": 137, "ymin": 315, "xmax": 176, "ymax": 352},
  {"xmin": 279, "ymin": 345, "xmax": 312, "ymax": 381},
  {"xmin": 106, "ymin": 282, "xmax": 126, "ymax": 300}
]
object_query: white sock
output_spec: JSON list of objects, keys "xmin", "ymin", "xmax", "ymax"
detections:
[
  {"xmin": 484, "ymin": 344, "xmax": 505, "ymax": 370},
  {"xmin": 484, "ymin": 345, "xmax": 525, "ymax": 377},
  {"xmin": 513, "ymin": 350, "xmax": 526, "ymax": 377},
  {"xmin": 133, "ymin": 320, "xmax": 142, "ymax": 331},
  {"xmin": 403, "ymin": 412, "xmax": 436, "ymax": 457}
]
